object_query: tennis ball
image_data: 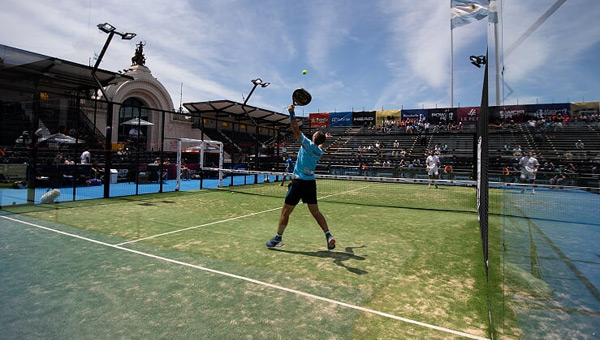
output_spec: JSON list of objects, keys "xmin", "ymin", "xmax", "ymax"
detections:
[{"xmin": 302, "ymin": 69, "xmax": 308, "ymax": 75}]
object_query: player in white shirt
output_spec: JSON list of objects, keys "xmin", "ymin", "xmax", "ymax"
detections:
[
  {"xmin": 425, "ymin": 150, "xmax": 440, "ymax": 189},
  {"xmin": 519, "ymin": 150, "xmax": 540, "ymax": 194},
  {"xmin": 80, "ymin": 149, "xmax": 91, "ymax": 164}
]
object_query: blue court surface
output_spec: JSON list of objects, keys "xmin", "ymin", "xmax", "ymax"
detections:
[
  {"xmin": 498, "ymin": 186, "xmax": 600, "ymax": 339},
  {"xmin": 0, "ymin": 174, "xmax": 278, "ymax": 207}
]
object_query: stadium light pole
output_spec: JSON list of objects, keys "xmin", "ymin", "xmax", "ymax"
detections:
[
  {"xmin": 243, "ymin": 78, "xmax": 270, "ymax": 106},
  {"xmin": 92, "ymin": 22, "xmax": 136, "ymax": 198},
  {"xmin": 242, "ymin": 77, "xmax": 269, "ymax": 127}
]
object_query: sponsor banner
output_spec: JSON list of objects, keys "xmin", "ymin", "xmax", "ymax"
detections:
[
  {"xmin": 352, "ymin": 111, "xmax": 376, "ymax": 126},
  {"xmin": 401, "ymin": 109, "xmax": 428, "ymax": 122},
  {"xmin": 428, "ymin": 108, "xmax": 456, "ymax": 124},
  {"xmin": 489, "ymin": 105, "xmax": 525, "ymax": 123},
  {"xmin": 570, "ymin": 102, "xmax": 599, "ymax": 117},
  {"xmin": 524, "ymin": 103, "xmax": 570, "ymax": 119},
  {"xmin": 329, "ymin": 111, "xmax": 353, "ymax": 127},
  {"xmin": 375, "ymin": 109, "xmax": 401, "ymax": 126},
  {"xmin": 309, "ymin": 112, "xmax": 330, "ymax": 128},
  {"xmin": 457, "ymin": 107, "xmax": 480, "ymax": 124}
]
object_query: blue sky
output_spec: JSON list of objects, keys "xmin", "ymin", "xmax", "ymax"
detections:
[{"xmin": 1, "ymin": 0, "xmax": 598, "ymax": 116}]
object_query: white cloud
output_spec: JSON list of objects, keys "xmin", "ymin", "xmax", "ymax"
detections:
[
  {"xmin": 500, "ymin": 0, "xmax": 600, "ymax": 103},
  {"xmin": 2, "ymin": 0, "xmax": 598, "ymax": 112}
]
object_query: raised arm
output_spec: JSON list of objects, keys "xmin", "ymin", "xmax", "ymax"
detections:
[{"xmin": 288, "ymin": 104, "xmax": 302, "ymax": 140}]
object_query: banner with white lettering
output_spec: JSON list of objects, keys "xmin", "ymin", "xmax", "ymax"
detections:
[
  {"xmin": 457, "ymin": 107, "xmax": 480, "ymax": 124},
  {"xmin": 330, "ymin": 112, "xmax": 353, "ymax": 127},
  {"xmin": 309, "ymin": 113, "xmax": 330, "ymax": 128},
  {"xmin": 352, "ymin": 111, "xmax": 376, "ymax": 126}
]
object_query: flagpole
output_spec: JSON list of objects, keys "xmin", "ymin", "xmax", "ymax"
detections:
[
  {"xmin": 494, "ymin": 21, "xmax": 501, "ymax": 105},
  {"xmin": 492, "ymin": 0, "xmax": 501, "ymax": 106},
  {"xmin": 450, "ymin": 21, "xmax": 454, "ymax": 108}
]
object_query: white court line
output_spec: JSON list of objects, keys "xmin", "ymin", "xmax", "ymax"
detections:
[
  {"xmin": 117, "ymin": 184, "xmax": 372, "ymax": 246},
  {"xmin": 0, "ymin": 215, "xmax": 490, "ymax": 340},
  {"xmin": 116, "ymin": 206, "xmax": 282, "ymax": 246}
]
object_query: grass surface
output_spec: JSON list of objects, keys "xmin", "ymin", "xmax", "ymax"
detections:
[{"xmin": 1, "ymin": 181, "xmax": 490, "ymax": 339}]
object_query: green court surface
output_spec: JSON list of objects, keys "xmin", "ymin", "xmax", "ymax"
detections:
[{"xmin": 1, "ymin": 181, "xmax": 491, "ymax": 339}]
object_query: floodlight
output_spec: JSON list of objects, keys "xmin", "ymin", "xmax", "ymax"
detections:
[
  {"xmin": 470, "ymin": 55, "xmax": 486, "ymax": 68},
  {"xmin": 97, "ymin": 23, "xmax": 116, "ymax": 33},
  {"xmin": 120, "ymin": 32, "xmax": 137, "ymax": 40}
]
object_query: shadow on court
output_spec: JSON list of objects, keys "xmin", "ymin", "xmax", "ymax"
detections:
[{"xmin": 271, "ymin": 245, "xmax": 368, "ymax": 275}]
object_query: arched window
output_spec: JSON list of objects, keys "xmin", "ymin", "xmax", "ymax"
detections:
[{"xmin": 119, "ymin": 98, "xmax": 150, "ymax": 144}]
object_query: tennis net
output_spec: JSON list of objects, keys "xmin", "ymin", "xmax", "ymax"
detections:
[{"xmin": 198, "ymin": 167, "xmax": 478, "ymax": 214}]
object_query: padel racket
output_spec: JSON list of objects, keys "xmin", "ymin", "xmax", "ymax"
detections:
[{"xmin": 292, "ymin": 88, "xmax": 312, "ymax": 106}]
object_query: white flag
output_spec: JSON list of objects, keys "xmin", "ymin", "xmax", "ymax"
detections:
[
  {"xmin": 451, "ymin": 0, "xmax": 490, "ymax": 29},
  {"xmin": 489, "ymin": 0, "xmax": 498, "ymax": 23}
]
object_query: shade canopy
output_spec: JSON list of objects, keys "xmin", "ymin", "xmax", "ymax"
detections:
[
  {"xmin": 121, "ymin": 117, "xmax": 154, "ymax": 126},
  {"xmin": 183, "ymin": 100, "xmax": 291, "ymax": 131},
  {"xmin": 0, "ymin": 44, "xmax": 131, "ymax": 94},
  {"xmin": 39, "ymin": 133, "xmax": 84, "ymax": 144}
]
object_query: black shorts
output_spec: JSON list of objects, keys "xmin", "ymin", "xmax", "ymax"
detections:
[{"xmin": 285, "ymin": 179, "xmax": 318, "ymax": 205}]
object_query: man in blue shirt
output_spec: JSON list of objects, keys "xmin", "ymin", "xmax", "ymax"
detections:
[
  {"xmin": 279, "ymin": 156, "xmax": 294, "ymax": 187},
  {"xmin": 266, "ymin": 104, "xmax": 335, "ymax": 250}
]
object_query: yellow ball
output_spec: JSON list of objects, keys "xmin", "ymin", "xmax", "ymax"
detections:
[{"xmin": 302, "ymin": 69, "xmax": 308, "ymax": 75}]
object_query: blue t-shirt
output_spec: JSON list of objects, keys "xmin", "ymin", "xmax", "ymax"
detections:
[
  {"xmin": 293, "ymin": 134, "xmax": 323, "ymax": 180},
  {"xmin": 285, "ymin": 157, "xmax": 293, "ymax": 173}
]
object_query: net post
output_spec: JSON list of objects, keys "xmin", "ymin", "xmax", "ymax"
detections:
[{"xmin": 476, "ymin": 51, "xmax": 490, "ymax": 278}]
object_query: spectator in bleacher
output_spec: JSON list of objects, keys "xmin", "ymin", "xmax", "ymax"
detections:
[
  {"xmin": 398, "ymin": 158, "xmax": 408, "ymax": 169},
  {"xmin": 490, "ymin": 120, "xmax": 503, "ymax": 130},
  {"xmin": 542, "ymin": 160, "xmax": 555, "ymax": 172},
  {"xmin": 565, "ymin": 162, "xmax": 577, "ymax": 174},
  {"xmin": 508, "ymin": 120, "xmax": 517, "ymax": 130},
  {"xmin": 91, "ymin": 161, "xmax": 103, "ymax": 181},
  {"xmin": 54, "ymin": 153, "xmax": 64, "ymax": 164},
  {"xmin": 502, "ymin": 165, "xmax": 510, "ymax": 182},
  {"xmin": 575, "ymin": 140, "xmax": 585, "ymax": 150},
  {"xmin": 281, "ymin": 142, "xmax": 287, "ymax": 157},
  {"xmin": 392, "ymin": 140, "xmax": 399, "ymax": 157},
  {"xmin": 510, "ymin": 158, "xmax": 521, "ymax": 183},
  {"xmin": 512, "ymin": 145, "xmax": 522, "ymax": 157},
  {"xmin": 154, "ymin": 157, "xmax": 169, "ymax": 182},
  {"xmin": 180, "ymin": 163, "xmax": 191, "ymax": 180},
  {"xmin": 549, "ymin": 173, "xmax": 566, "ymax": 186},
  {"xmin": 564, "ymin": 151, "xmax": 574, "ymax": 161}
]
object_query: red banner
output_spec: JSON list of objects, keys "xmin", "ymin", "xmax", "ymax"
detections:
[
  {"xmin": 309, "ymin": 113, "xmax": 330, "ymax": 128},
  {"xmin": 457, "ymin": 107, "xmax": 480, "ymax": 124}
]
